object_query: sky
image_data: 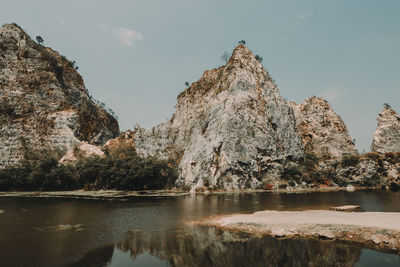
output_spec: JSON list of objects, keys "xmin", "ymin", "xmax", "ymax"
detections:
[{"xmin": 1, "ymin": 0, "xmax": 399, "ymax": 152}]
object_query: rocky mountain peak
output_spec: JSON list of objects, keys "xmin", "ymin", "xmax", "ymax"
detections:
[
  {"xmin": 113, "ymin": 44, "xmax": 304, "ymax": 190},
  {"xmin": 0, "ymin": 23, "xmax": 119, "ymax": 168},
  {"xmin": 227, "ymin": 44, "xmax": 264, "ymax": 70},
  {"xmin": 0, "ymin": 23, "xmax": 31, "ymax": 44},
  {"xmin": 288, "ymin": 96, "xmax": 356, "ymax": 158},
  {"xmin": 371, "ymin": 107, "xmax": 400, "ymax": 153},
  {"xmin": 177, "ymin": 44, "xmax": 277, "ymax": 108}
]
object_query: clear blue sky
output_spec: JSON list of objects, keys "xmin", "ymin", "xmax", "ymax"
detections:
[{"xmin": 1, "ymin": 0, "xmax": 399, "ymax": 152}]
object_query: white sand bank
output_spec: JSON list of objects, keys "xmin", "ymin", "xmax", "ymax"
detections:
[
  {"xmin": 216, "ymin": 210, "xmax": 400, "ymax": 231},
  {"xmin": 197, "ymin": 210, "xmax": 400, "ymax": 253}
]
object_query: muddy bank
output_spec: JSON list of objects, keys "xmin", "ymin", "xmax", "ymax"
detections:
[
  {"xmin": 194, "ymin": 210, "xmax": 400, "ymax": 254},
  {"xmin": 0, "ymin": 186, "xmax": 381, "ymax": 200},
  {"xmin": 0, "ymin": 190, "xmax": 189, "ymax": 200}
]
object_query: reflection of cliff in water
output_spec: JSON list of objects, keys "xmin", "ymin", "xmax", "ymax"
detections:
[
  {"xmin": 117, "ymin": 226, "xmax": 361, "ymax": 267},
  {"xmin": 70, "ymin": 245, "xmax": 114, "ymax": 267}
]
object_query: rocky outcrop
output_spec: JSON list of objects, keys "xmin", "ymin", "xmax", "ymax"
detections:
[
  {"xmin": 0, "ymin": 23, "xmax": 119, "ymax": 168},
  {"xmin": 59, "ymin": 142, "xmax": 105, "ymax": 164},
  {"xmin": 289, "ymin": 97, "xmax": 356, "ymax": 158},
  {"xmin": 371, "ymin": 107, "xmax": 400, "ymax": 153},
  {"xmin": 314, "ymin": 152, "xmax": 400, "ymax": 189},
  {"xmin": 104, "ymin": 129, "xmax": 136, "ymax": 155},
  {"xmin": 106, "ymin": 45, "xmax": 304, "ymax": 190}
]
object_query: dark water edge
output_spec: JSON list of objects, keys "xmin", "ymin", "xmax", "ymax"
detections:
[{"xmin": 0, "ymin": 191, "xmax": 399, "ymax": 266}]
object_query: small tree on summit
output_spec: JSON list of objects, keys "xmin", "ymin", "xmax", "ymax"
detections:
[
  {"xmin": 384, "ymin": 103, "xmax": 392, "ymax": 109},
  {"xmin": 36, "ymin": 36, "xmax": 44, "ymax": 46},
  {"xmin": 238, "ymin": 40, "xmax": 246, "ymax": 45},
  {"xmin": 70, "ymin": 60, "xmax": 79, "ymax": 70},
  {"xmin": 255, "ymin": 55, "xmax": 263, "ymax": 63},
  {"xmin": 185, "ymin": 81, "xmax": 190, "ymax": 87}
]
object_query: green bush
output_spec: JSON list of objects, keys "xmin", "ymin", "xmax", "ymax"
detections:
[
  {"xmin": 282, "ymin": 166, "xmax": 303, "ymax": 182},
  {"xmin": 304, "ymin": 153, "xmax": 318, "ymax": 170},
  {"xmin": 0, "ymin": 148, "xmax": 178, "ymax": 191},
  {"xmin": 341, "ymin": 154, "xmax": 360, "ymax": 167}
]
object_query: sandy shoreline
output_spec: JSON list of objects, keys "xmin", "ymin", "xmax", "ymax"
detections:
[{"xmin": 194, "ymin": 210, "xmax": 400, "ymax": 254}]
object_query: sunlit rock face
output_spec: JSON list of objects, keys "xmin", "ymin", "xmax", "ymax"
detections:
[
  {"xmin": 116, "ymin": 227, "xmax": 361, "ymax": 267},
  {"xmin": 107, "ymin": 45, "xmax": 304, "ymax": 190},
  {"xmin": 59, "ymin": 142, "xmax": 105, "ymax": 164},
  {"xmin": 0, "ymin": 24, "xmax": 119, "ymax": 168},
  {"xmin": 289, "ymin": 97, "xmax": 357, "ymax": 158},
  {"xmin": 371, "ymin": 107, "xmax": 400, "ymax": 153}
]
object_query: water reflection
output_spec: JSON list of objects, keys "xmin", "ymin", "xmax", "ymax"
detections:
[
  {"xmin": 73, "ymin": 226, "xmax": 365, "ymax": 267},
  {"xmin": 70, "ymin": 245, "xmax": 114, "ymax": 267},
  {"xmin": 2, "ymin": 191, "xmax": 400, "ymax": 266}
]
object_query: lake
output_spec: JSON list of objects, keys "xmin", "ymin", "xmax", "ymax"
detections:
[{"xmin": 1, "ymin": 191, "xmax": 399, "ymax": 266}]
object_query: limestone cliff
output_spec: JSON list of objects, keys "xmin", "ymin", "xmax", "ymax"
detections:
[
  {"xmin": 289, "ymin": 97, "xmax": 356, "ymax": 158},
  {"xmin": 0, "ymin": 23, "xmax": 119, "ymax": 168},
  {"xmin": 106, "ymin": 45, "xmax": 304, "ymax": 190},
  {"xmin": 371, "ymin": 107, "xmax": 400, "ymax": 153}
]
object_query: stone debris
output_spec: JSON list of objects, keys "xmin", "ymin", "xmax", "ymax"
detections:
[
  {"xmin": 346, "ymin": 185, "xmax": 356, "ymax": 192},
  {"xmin": 330, "ymin": 205, "xmax": 360, "ymax": 212},
  {"xmin": 59, "ymin": 142, "xmax": 105, "ymax": 164}
]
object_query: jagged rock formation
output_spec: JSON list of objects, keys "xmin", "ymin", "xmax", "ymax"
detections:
[
  {"xmin": 314, "ymin": 152, "xmax": 400, "ymax": 190},
  {"xmin": 371, "ymin": 107, "xmax": 400, "ymax": 153},
  {"xmin": 0, "ymin": 23, "xmax": 119, "ymax": 168},
  {"xmin": 289, "ymin": 97, "xmax": 356, "ymax": 158},
  {"xmin": 106, "ymin": 45, "xmax": 304, "ymax": 190}
]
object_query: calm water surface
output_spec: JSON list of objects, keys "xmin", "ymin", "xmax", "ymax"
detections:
[{"xmin": 0, "ymin": 191, "xmax": 399, "ymax": 266}]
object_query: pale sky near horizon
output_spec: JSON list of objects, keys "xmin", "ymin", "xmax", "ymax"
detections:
[{"xmin": 1, "ymin": 0, "xmax": 399, "ymax": 152}]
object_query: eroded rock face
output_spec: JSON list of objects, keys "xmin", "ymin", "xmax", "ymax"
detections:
[
  {"xmin": 315, "ymin": 152, "xmax": 400, "ymax": 188},
  {"xmin": 371, "ymin": 107, "xmax": 400, "ymax": 153},
  {"xmin": 107, "ymin": 45, "xmax": 304, "ymax": 190},
  {"xmin": 0, "ymin": 24, "xmax": 119, "ymax": 168},
  {"xmin": 289, "ymin": 97, "xmax": 356, "ymax": 158}
]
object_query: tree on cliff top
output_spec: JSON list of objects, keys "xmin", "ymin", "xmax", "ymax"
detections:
[
  {"xmin": 384, "ymin": 103, "xmax": 392, "ymax": 109},
  {"xmin": 36, "ymin": 36, "xmax": 44, "ymax": 46}
]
